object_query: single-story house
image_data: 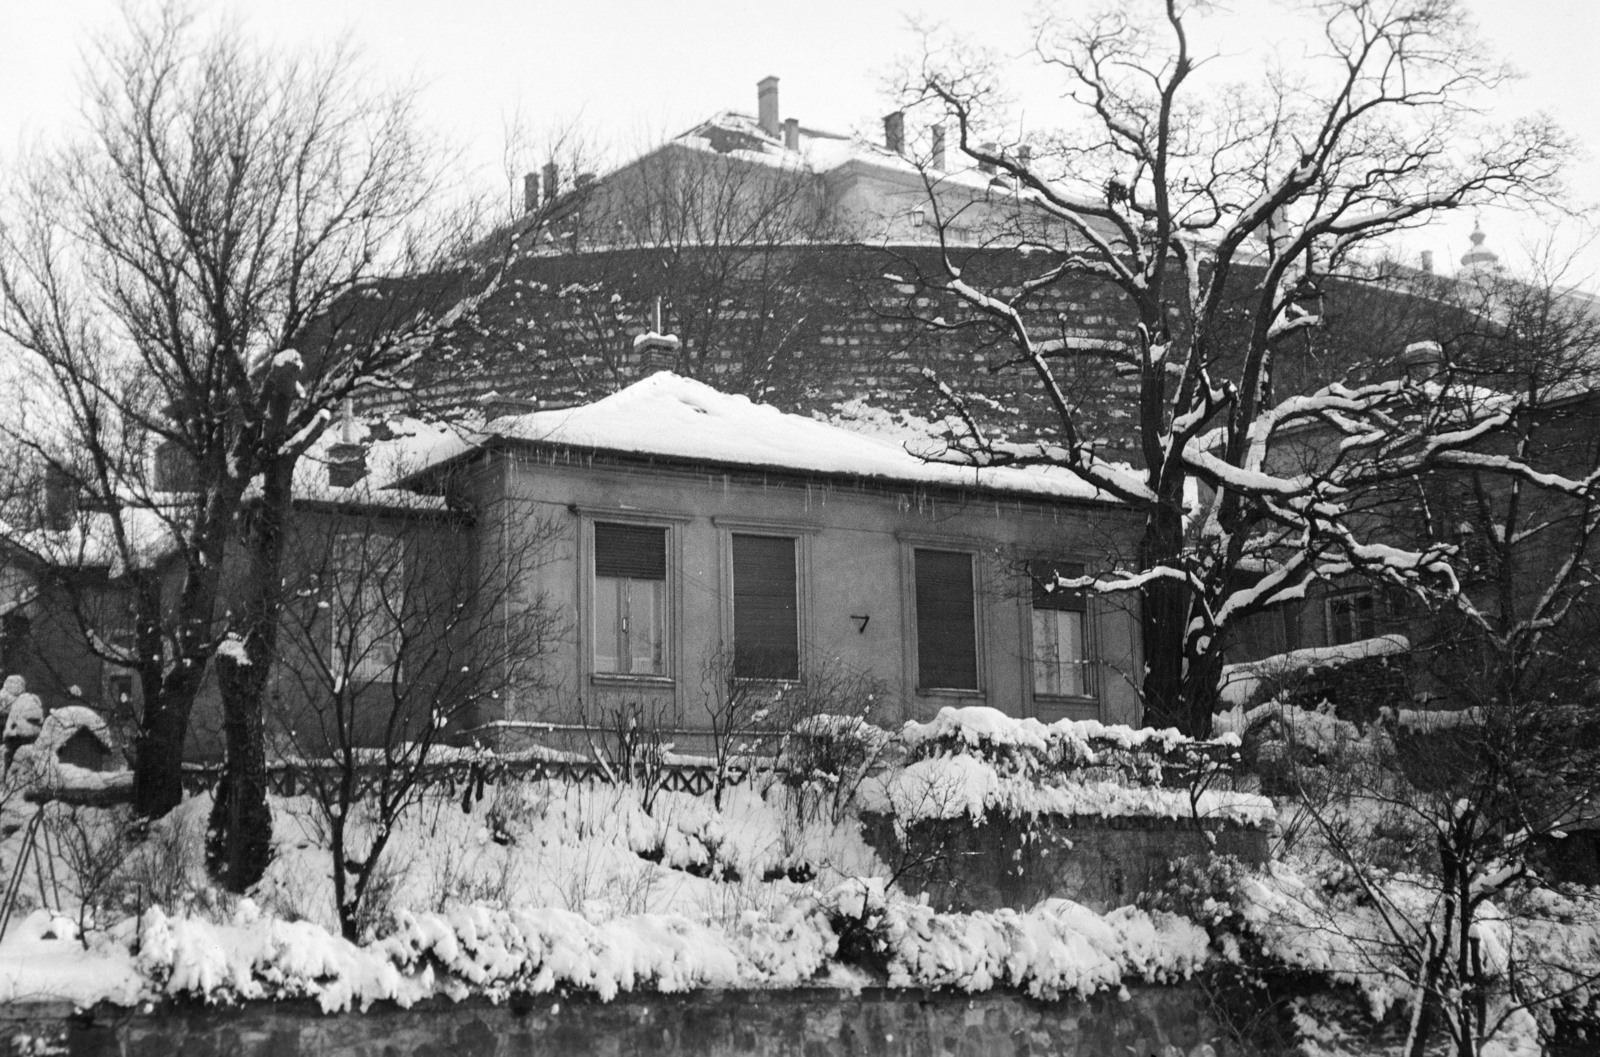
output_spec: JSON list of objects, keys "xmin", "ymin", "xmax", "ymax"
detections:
[{"xmin": 401, "ymin": 372, "xmax": 1147, "ymax": 743}]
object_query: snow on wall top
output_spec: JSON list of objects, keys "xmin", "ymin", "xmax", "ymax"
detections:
[
  {"xmin": 1216, "ymin": 633, "xmax": 1410, "ymax": 708},
  {"xmin": 419, "ymin": 373, "xmax": 1112, "ymax": 504}
]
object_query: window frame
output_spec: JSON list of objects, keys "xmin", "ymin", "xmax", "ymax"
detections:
[
  {"xmin": 714, "ymin": 518, "xmax": 816, "ymax": 687},
  {"xmin": 1325, "ymin": 588, "xmax": 1379, "ymax": 646},
  {"xmin": 727, "ymin": 532, "xmax": 802, "ymax": 682},
  {"xmin": 580, "ymin": 511, "xmax": 688, "ymax": 688},
  {"xmin": 1026, "ymin": 559, "xmax": 1097, "ymax": 703},
  {"xmin": 906, "ymin": 544, "xmax": 984, "ymax": 695}
]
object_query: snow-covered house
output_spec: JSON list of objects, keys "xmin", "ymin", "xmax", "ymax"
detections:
[
  {"xmin": 0, "ymin": 416, "xmax": 468, "ymax": 761},
  {"xmin": 399, "ymin": 372, "xmax": 1147, "ymax": 741}
]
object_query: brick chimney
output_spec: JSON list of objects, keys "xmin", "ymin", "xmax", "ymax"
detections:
[
  {"xmin": 326, "ymin": 399, "xmax": 368, "ymax": 488},
  {"xmin": 883, "ymin": 111, "xmax": 905, "ymax": 155},
  {"xmin": 43, "ymin": 465, "xmax": 77, "ymax": 531},
  {"xmin": 633, "ymin": 297, "xmax": 682, "ymax": 374},
  {"xmin": 1402, "ymin": 340, "xmax": 1445, "ymax": 384},
  {"xmin": 978, "ymin": 142, "xmax": 997, "ymax": 174},
  {"xmin": 757, "ymin": 76, "xmax": 780, "ymax": 137},
  {"xmin": 931, "ymin": 124, "xmax": 946, "ymax": 170},
  {"xmin": 542, "ymin": 161, "xmax": 558, "ymax": 204},
  {"xmin": 783, "ymin": 117, "xmax": 799, "ymax": 151},
  {"xmin": 523, "ymin": 172, "xmax": 540, "ymax": 214},
  {"xmin": 1420, "ymin": 250, "xmax": 1434, "ymax": 274},
  {"xmin": 152, "ymin": 440, "xmax": 198, "ymax": 493}
]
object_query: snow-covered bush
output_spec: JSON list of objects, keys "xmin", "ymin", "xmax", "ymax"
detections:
[
  {"xmin": 901, "ymin": 705, "xmax": 1241, "ymax": 790},
  {"xmin": 781, "ymin": 713, "xmax": 893, "ymax": 825}
]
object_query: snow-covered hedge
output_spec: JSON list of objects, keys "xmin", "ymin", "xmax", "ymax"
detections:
[
  {"xmin": 901, "ymin": 706, "xmax": 1240, "ymax": 785},
  {"xmin": 0, "ymin": 889, "xmax": 1211, "ymax": 1011},
  {"xmin": 859, "ymin": 753, "xmax": 1274, "ymax": 829}
]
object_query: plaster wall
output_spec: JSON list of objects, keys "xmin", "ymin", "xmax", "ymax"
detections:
[{"xmin": 470, "ymin": 452, "xmax": 1145, "ymax": 739}]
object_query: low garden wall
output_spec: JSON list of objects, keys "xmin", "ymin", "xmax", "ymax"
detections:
[
  {"xmin": 1, "ymin": 984, "xmax": 1236, "ymax": 1057},
  {"xmin": 861, "ymin": 811, "xmax": 1270, "ymax": 913}
]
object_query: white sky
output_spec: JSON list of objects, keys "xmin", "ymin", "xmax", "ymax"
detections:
[{"xmin": 2, "ymin": 0, "xmax": 1597, "ymax": 287}]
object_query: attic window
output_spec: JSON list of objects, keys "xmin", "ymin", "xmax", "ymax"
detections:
[{"xmin": 911, "ymin": 207, "xmax": 926, "ymax": 228}]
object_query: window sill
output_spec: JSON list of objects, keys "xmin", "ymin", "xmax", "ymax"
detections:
[
  {"xmin": 1033, "ymin": 693, "xmax": 1097, "ymax": 705},
  {"xmin": 590, "ymin": 673, "xmax": 675, "ymax": 689},
  {"xmin": 916, "ymin": 687, "xmax": 984, "ymax": 697}
]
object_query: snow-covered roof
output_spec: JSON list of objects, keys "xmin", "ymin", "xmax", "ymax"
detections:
[
  {"xmin": 409, "ymin": 372, "xmax": 1113, "ymax": 504},
  {"xmin": 4, "ymin": 416, "xmax": 460, "ymax": 576},
  {"xmin": 671, "ymin": 110, "xmax": 1002, "ymax": 196},
  {"xmin": 5, "ymin": 505, "xmax": 181, "ymax": 576},
  {"xmin": 293, "ymin": 415, "xmax": 459, "ymax": 511}
]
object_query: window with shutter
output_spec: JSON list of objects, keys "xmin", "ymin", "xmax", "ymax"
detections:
[
  {"xmin": 1030, "ymin": 560, "xmax": 1088, "ymax": 697},
  {"xmin": 732, "ymin": 534, "xmax": 798, "ymax": 680},
  {"xmin": 593, "ymin": 522, "xmax": 667, "ymax": 676},
  {"xmin": 914, "ymin": 549, "xmax": 978, "ymax": 690}
]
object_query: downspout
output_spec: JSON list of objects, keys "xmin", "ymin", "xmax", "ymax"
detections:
[{"xmin": 501, "ymin": 450, "xmax": 513, "ymax": 723}]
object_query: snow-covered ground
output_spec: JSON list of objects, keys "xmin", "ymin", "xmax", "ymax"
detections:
[
  {"xmin": 0, "ymin": 776, "xmax": 1208, "ymax": 1011},
  {"xmin": 1, "ymin": 700, "xmax": 1591, "ymax": 1057}
]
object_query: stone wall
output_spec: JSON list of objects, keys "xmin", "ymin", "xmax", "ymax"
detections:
[
  {"xmin": 862, "ymin": 811, "xmax": 1270, "ymax": 913},
  {"xmin": 3, "ymin": 985, "xmax": 1238, "ymax": 1057}
]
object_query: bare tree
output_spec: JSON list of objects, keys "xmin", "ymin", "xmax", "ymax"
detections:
[
  {"xmin": 1229, "ymin": 259, "xmax": 1600, "ymax": 1055},
  {"xmin": 271, "ymin": 498, "xmax": 561, "ymax": 941},
  {"xmin": 1266, "ymin": 686, "xmax": 1600, "ymax": 1055},
  {"xmin": 0, "ymin": 4, "xmax": 522, "ymax": 888},
  {"xmin": 887, "ymin": 0, "xmax": 1571, "ymax": 734}
]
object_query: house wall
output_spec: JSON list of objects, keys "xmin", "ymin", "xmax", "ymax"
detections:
[
  {"xmin": 0, "ymin": 572, "xmax": 120, "ymax": 721},
  {"xmin": 183, "ymin": 507, "xmax": 470, "ymax": 762},
  {"xmin": 464, "ymin": 450, "xmax": 1145, "ymax": 745}
]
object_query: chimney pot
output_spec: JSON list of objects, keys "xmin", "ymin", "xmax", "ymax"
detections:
[
  {"xmin": 883, "ymin": 111, "xmax": 905, "ymax": 155},
  {"xmin": 523, "ymin": 172, "xmax": 540, "ymax": 214},
  {"xmin": 931, "ymin": 124, "xmax": 946, "ymax": 170},
  {"xmin": 783, "ymin": 117, "xmax": 799, "ymax": 151},
  {"xmin": 542, "ymin": 161, "xmax": 558, "ymax": 204},
  {"xmin": 757, "ymin": 76, "xmax": 780, "ymax": 137}
]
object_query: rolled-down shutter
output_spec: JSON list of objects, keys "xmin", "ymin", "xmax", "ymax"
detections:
[
  {"xmin": 594, "ymin": 523, "xmax": 666, "ymax": 580},
  {"xmin": 732, "ymin": 534, "xmax": 798, "ymax": 680},
  {"xmin": 915, "ymin": 549, "xmax": 978, "ymax": 690}
]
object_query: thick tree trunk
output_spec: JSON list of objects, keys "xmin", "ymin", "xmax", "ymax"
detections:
[
  {"xmin": 1138, "ymin": 491, "xmax": 1218, "ymax": 736},
  {"xmin": 209, "ymin": 660, "xmax": 274, "ymax": 891},
  {"xmin": 132, "ymin": 681, "xmax": 198, "ymax": 817},
  {"xmin": 207, "ymin": 462, "xmax": 294, "ymax": 891},
  {"xmin": 131, "ymin": 540, "xmax": 227, "ymax": 818}
]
